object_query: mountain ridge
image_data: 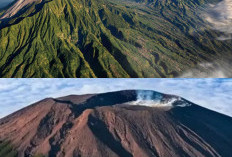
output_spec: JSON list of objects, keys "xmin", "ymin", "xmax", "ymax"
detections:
[
  {"xmin": 0, "ymin": 90, "xmax": 232, "ymax": 157},
  {"xmin": 0, "ymin": 0, "xmax": 231, "ymax": 77}
]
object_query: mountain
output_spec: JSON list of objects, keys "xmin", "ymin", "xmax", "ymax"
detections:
[
  {"xmin": 0, "ymin": 90, "xmax": 232, "ymax": 157},
  {"xmin": 0, "ymin": 0, "xmax": 232, "ymax": 77}
]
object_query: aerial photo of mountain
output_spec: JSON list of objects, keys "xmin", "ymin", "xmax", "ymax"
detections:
[{"xmin": 0, "ymin": 0, "xmax": 232, "ymax": 77}]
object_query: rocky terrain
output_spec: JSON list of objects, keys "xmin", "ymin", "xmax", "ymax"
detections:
[{"xmin": 0, "ymin": 90, "xmax": 232, "ymax": 157}]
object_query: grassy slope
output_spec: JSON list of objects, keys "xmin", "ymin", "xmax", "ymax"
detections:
[
  {"xmin": 0, "ymin": 0, "xmax": 231, "ymax": 78},
  {"xmin": 0, "ymin": 141, "xmax": 17, "ymax": 157}
]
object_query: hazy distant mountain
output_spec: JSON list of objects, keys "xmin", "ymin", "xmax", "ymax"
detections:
[
  {"xmin": 0, "ymin": 0, "xmax": 232, "ymax": 77},
  {"xmin": 0, "ymin": 90, "xmax": 232, "ymax": 157},
  {"xmin": 0, "ymin": 0, "xmax": 14, "ymax": 9}
]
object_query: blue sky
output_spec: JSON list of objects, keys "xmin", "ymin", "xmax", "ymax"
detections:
[{"xmin": 0, "ymin": 78, "xmax": 231, "ymax": 118}]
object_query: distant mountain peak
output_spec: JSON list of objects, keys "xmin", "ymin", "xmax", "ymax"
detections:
[{"xmin": 0, "ymin": 0, "xmax": 42, "ymax": 20}]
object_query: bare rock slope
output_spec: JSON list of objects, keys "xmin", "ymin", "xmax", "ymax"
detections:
[
  {"xmin": 0, "ymin": 0, "xmax": 43, "ymax": 19},
  {"xmin": 0, "ymin": 90, "xmax": 232, "ymax": 157}
]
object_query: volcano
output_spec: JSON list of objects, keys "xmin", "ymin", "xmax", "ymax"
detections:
[
  {"xmin": 0, "ymin": 90, "xmax": 232, "ymax": 157},
  {"xmin": 0, "ymin": 0, "xmax": 232, "ymax": 77}
]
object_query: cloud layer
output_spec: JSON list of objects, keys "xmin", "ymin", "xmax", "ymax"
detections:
[
  {"xmin": 180, "ymin": 60, "xmax": 232, "ymax": 78},
  {"xmin": 0, "ymin": 79, "xmax": 231, "ymax": 118},
  {"xmin": 204, "ymin": 0, "xmax": 232, "ymax": 40}
]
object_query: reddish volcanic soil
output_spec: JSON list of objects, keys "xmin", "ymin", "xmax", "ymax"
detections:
[{"xmin": 0, "ymin": 90, "xmax": 232, "ymax": 157}]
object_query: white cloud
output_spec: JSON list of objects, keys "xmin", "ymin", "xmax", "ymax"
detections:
[
  {"xmin": 203, "ymin": 0, "xmax": 232, "ymax": 40},
  {"xmin": 180, "ymin": 60, "xmax": 232, "ymax": 78},
  {"xmin": 0, "ymin": 79, "xmax": 231, "ymax": 118}
]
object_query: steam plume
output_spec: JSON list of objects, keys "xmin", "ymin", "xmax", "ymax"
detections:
[{"xmin": 127, "ymin": 90, "xmax": 191, "ymax": 107}]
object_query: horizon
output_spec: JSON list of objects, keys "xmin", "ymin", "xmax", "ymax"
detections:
[{"xmin": 0, "ymin": 78, "xmax": 232, "ymax": 118}]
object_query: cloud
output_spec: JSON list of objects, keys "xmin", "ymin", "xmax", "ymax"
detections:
[
  {"xmin": 179, "ymin": 59, "xmax": 232, "ymax": 78},
  {"xmin": 0, "ymin": 79, "xmax": 231, "ymax": 118},
  {"xmin": 203, "ymin": 0, "xmax": 232, "ymax": 40}
]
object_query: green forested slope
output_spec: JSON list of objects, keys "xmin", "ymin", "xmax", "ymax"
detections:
[{"xmin": 0, "ymin": 0, "xmax": 231, "ymax": 77}]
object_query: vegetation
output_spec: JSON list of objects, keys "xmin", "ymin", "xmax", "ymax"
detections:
[
  {"xmin": 0, "ymin": 141, "xmax": 18, "ymax": 157},
  {"xmin": 0, "ymin": 141, "xmax": 47, "ymax": 157},
  {"xmin": 0, "ymin": 0, "xmax": 231, "ymax": 77}
]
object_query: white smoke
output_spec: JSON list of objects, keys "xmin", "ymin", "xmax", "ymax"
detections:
[
  {"xmin": 203, "ymin": 0, "xmax": 232, "ymax": 40},
  {"xmin": 125, "ymin": 90, "xmax": 191, "ymax": 107},
  {"xmin": 132, "ymin": 90, "xmax": 163, "ymax": 107}
]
